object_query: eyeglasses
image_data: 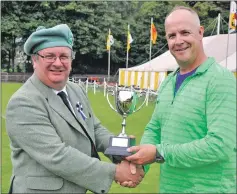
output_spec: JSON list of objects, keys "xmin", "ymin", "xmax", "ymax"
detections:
[{"xmin": 36, "ymin": 53, "xmax": 73, "ymax": 63}]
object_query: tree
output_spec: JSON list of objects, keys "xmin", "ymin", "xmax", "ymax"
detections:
[{"xmin": 1, "ymin": 1, "xmax": 231, "ymax": 74}]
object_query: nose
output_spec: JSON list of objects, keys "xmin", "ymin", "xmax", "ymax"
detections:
[
  {"xmin": 174, "ymin": 34, "xmax": 184, "ymax": 45},
  {"xmin": 52, "ymin": 57, "xmax": 63, "ymax": 66}
]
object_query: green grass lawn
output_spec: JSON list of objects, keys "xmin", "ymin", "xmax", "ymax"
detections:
[{"xmin": 1, "ymin": 82, "xmax": 160, "ymax": 193}]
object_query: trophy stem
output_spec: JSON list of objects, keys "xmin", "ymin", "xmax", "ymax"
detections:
[{"xmin": 118, "ymin": 117, "xmax": 127, "ymax": 137}]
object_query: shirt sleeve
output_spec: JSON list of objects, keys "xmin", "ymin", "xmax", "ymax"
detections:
[
  {"xmin": 140, "ymin": 103, "xmax": 161, "ymax": 173},
  {"xmin": 157, "ymin": 74, "xmax": 236, "ymax": 168},
  {"xmin": 140, "ymin": 77, "xmax": 171, "ymax": 173}
]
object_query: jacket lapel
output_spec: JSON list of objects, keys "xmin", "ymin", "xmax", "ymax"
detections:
[
  {"xmin": 30, "ymin": 74, "xmax": 88, "ymax": 138},
  {"xmin": 66, "ymin": 86, "xmax": 92, "ymax": 137}
]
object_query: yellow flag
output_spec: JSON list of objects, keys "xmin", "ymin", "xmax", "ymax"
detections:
[
  {"xmin": 127, "ymin": 30, "xmax": 133, "ymax": 51},
  {"xmin": 229, "ymin": 1, "xmax": 237, "ymax": 32},
  {"xmin": 106, "ymin": 29, "xmax": 114, "ymax": 51}
]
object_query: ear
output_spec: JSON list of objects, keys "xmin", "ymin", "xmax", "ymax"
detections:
[
  {"xmin": 198, "ymin": 26, "xmax": 204, "ymax": 40},
  {"xmin": 32, "ymin": 55, "xmax": 37, "ymax": 63},
  {"xmin": 31, "ymin": 56, "xmax": 37, "ymax": 69}
]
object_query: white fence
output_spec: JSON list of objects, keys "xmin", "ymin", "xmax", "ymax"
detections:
[
  {"xmin": 69, "ymin": 77, "xmax": 159, "ymax": 106},
  {"xmin": 1, "ymin": 74, "xmax": 159, "ymax": 106}
]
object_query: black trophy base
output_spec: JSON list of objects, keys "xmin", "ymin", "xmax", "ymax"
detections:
[
  {"xmin": 104, "ymin": 136, "xmax": 136, "ymax": 157},
  {"xmin": 104, "ymin": 146, "xmax": 132, "ymax": 157}
]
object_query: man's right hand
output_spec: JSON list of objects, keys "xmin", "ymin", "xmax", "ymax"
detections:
[{"xmin": 114, "ymin": 160, "xmax": 144, "ymax": 188}]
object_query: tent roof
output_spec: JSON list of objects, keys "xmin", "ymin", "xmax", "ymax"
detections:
[
  {"xmin": 219, "ymin": 51, "xmax": 236, "ymax": 71},
  {"xmin": 123, "ymin": 34, "xmax": 236, "ymax": 72}
]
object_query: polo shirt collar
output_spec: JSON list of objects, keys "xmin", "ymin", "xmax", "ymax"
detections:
[{"xmin": 171, "ymin": 57, "xmax": 215, "ymax": 76}]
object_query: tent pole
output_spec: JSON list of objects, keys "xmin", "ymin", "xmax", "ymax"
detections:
[
  {"xmin": 225, "ymin": 32, "xmax": 230, "ymax": 68},
  {"xmin": 217, "ymin": 13, "xmax": 221, "ymax": 35},
  {"xmin": 225, "ymin": 1, "xmax": 232, "ymax": 68}
]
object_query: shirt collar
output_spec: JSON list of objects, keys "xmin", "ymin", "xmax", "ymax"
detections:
[
  {"xmin": 171, "ymin": 57, "xmax": 215, "ymax": 77},
  {"xmin": 195, "ymin": 57, "xmax": 215, "ymax": 74},
  {"xmin": 52, "ymin": 86, "xmax": 68, "ymax": 97}
]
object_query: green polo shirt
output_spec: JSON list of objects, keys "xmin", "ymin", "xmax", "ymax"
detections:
[{"xmin": 141, "ymin": 57, "xmax": 236, "ymax": 193}]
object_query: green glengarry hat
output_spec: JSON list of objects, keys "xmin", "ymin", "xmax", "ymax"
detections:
[{"xmin": 24, "ymin": 24, "xmax": 74, "ymax": 56}]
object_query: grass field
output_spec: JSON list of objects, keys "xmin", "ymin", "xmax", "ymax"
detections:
[{"xmin": 1, "ymin": 82, "xmax": 160, "ymax": 193}]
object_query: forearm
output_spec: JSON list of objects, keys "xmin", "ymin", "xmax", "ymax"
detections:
[
  {"xmin": 158, "ymin": 129, "xmax": 235, "ymax": 168},
  {"xmin": 140, "ymin": 106, "xmax": 161, "ymax": 146},
  {"xmin": 158, "ymin": 75, "xmax": 236, "ymax": 168},
  {"xmin": 140, "ymin": 122, "xmax": 161, "ymax": 173}
]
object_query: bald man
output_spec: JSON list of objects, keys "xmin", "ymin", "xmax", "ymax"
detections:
[{"xmin": 126, "ymin": 6, "xmax": 236, "ymax": 193}]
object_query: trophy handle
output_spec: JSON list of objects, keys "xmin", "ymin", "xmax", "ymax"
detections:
[
  {"xmin": 106, "ymin": 91, "xmax": 118, "ymax": 113},
  {"xmin": 133, "ymin": 90, "xmax": 148, "ymax": 113}
]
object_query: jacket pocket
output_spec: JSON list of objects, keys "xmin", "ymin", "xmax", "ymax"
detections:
[{"xmin": 26, "ymin": 176, "xmax": 63, "ymax": 190}]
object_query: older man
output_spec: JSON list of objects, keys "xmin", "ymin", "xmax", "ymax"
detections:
[
  {"xmin": 126, "ymin": 6, "xmax": 236, "ymax": 193},
  {"xmin": 6, "ymin": 24, "xmax": 143, "ymax": 193}
]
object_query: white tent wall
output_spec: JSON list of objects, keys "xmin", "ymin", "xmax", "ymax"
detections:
[{"xmin": 119, "ymin": 34, "xmax": 236, "ymax": 88}]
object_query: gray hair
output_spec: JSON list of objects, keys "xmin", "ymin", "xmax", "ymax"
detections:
[{"xmin": 165, "ymin": 6, "xmax": 200, "ymax": 26}]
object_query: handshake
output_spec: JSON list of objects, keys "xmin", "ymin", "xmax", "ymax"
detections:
[
  {"xmin": 113, "ymin": 144, "xmax": 158, "ymax": 188},
  {"xmin": 114, "ymin": 160, "xmax": 144, "ymax": 188}
]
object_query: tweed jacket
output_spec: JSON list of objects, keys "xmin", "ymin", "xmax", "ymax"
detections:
[{"xmin": 6, "ymin": 74, "xmax": 116, "ymax": 193}]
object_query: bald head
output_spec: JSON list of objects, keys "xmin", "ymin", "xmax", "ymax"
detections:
[
  {"xmin": 164, "ymin": 6, "xmax": 206, "ymax": 71},
  {"xmin": 165, "ymin": 6, "xmax": 200, "ymax": 27}
]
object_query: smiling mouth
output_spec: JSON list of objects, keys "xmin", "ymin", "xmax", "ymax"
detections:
[
  {"xmin": 50, "ymin": 70, "xmax": 63, "ymax": 72},
  {"xmin": 175, "ymin": 47, "xmax": 189, "ymax": 52}
]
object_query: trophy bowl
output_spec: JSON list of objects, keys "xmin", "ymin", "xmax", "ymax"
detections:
[
  {"xmin": 104, "ymin": 87, "xmax": 147, "ymax": 158},
  {"xmin": 116, "ymin": 90, "xmax": 137, "ymax": 117}
]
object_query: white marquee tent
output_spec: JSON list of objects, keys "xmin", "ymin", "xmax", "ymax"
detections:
[{"xmin": 119, "ymin": 33, "xmax": 236, "ymax": 90}]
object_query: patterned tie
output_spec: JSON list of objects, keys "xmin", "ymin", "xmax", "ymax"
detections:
[{"xmin": 57, "ymin": 91, "xmax": 100, "ymax": 160}]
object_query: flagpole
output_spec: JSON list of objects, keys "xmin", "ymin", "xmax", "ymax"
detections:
[
  {"xmin": 126, "ymin": 25, "xmax": 129, "ymax": 69},
  {"xmin": 108, "ymin": 29, "xmax": 111, "ymax": 81},
  {"xmin": 149, "ymin": 18, "xmax": 153, "ymax": 61},
  {"xmin": 148, "ymin": 18, "xmax": 153, "ymax": 89},
  {"xmin": 125, "ymin": 24, "xmax": 129, "ymax": 86}
]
